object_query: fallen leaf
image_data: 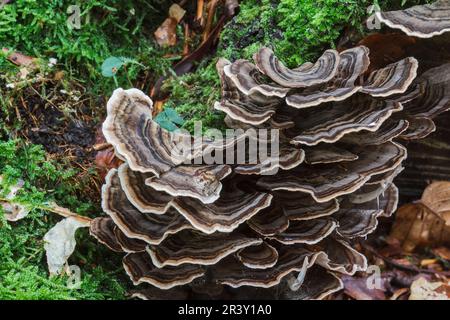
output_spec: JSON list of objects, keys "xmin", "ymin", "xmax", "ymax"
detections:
[
  {"xmin": 19, "ymin": 67, "xmax": 30, "ymax": 79},
  {"xmin": 2, "ymin": 48, "xmax": 37, "ymax": 67},
  {"xmin": 53, "ymin": 70, "xmax": 65, "ymax": 81},
  {"xmin": 43, "ymin": 217, "xmax": 90, "ymax": 275},
  {"xmin": 342, "ymin": 275, "xmax": 387, "ymax": 300},
  {"xmin": 390, "ymin": 287, "xmax": 409, "ymax": 300},
  {"xmin": 389, "ymin": 182, "xmax": 450, "ymax": 252},
  {"xmin": 409, "ymin": 277, "xmax": 450, "ymax": 300},
  {"xmin": 421, "ymin": 181, "xmax": 450, "ymax": 214},
  {"xmin": 154, "ymin": 17, "xmax": 178, "ymax": 47},
  {"xmin": 169, "ymin": 4, "xmax": 186, "ymax": 23},
  {"xmin": 95, "ymin": 148, "xmax": 122, "ymax": 180},
  {"xmin": 420, "ymin": 259, "xmax": 438, "ymax": 267},
  {"xmin": 0, "ymin": 177, "xmax": 31, "ymax": 222},
  {"xmin": 433, "ymin": 247, "xmax": 450, "ymax": 261}
]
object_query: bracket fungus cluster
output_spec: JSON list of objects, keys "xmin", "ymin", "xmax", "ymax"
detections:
[{"xmin": 91, "ymin": 2, "xmax": 450, "ymax": 299}]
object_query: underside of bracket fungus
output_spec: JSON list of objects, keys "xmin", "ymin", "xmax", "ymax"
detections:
[{"xmin": 90, "ymin": 3, "xmax": 450, "ymax": 299}]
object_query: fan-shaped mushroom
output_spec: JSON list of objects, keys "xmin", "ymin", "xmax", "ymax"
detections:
[
  {"xmin": 376, "ymin": 0, "xmax": 450, "ymax": 38},
  {"xmin": 93, "ymin": 16, "xmax": 450, "ymax": 299}
]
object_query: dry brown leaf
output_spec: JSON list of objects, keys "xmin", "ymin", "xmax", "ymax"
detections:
[
  {"xmin": 95, "ymin": 148, "xmax": 123, "ymax": 180},
  {"xmin": 169, "ymin": 4, "xmax": 186, "ymax": 23},
  {"xmin": 420, "ymin": 259, "xmax": 438, "ymax": 267},
  {"xmin": 342, "ymin": 275, "xmax": 387, "ymax": 300},
  {"xmin": 409, "ymin": 277, "xmax": 450, "ymax": 300},
  {"xmin": 389, "ymin": 182, "xmax": 450, "ymax": 252},
  {"xmin": 421, "ymin": 181, "xmax": 450, "ymax": 213},
  {"xmin": 433, "ymin": 247, "xmax": 450, "ymax": 260},
  {"xmin": 154, "ymin": 17, "xmax": 178, "ymax": 47},
  {"xmin": 390, "ymin": 287, "xmax": 409, "ymax": 300},
  {"xmin": 2, "ymin": 48, "xmax": 37, "ymax": 67}
]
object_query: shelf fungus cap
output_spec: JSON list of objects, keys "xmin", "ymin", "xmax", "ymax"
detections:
[
  {"xmin": 257, "ymin": 142, "xmax": 407, "ymax": 203},
  {"xmin": 215, "ymin": 58, "xmax": 283, "ymax": 125},
  {"xmin": 171, "ymin": 183, "xmax": 273, "ymax": 234},
  {"xmin": 211, "ymin": 245, "xmax": 322, "ymax": 288},
  {"xmin": 236, "ymin": 242, "xmax": 279, "ymax": 269},
  {"xmin": 254, "ymin": 47, "xmax": 340, "ymax": 88},
  {"xmin": 223, "ymin": 59, "xmax": 290, "ymax": 98},
  {"xmin": 118, "ymin": 163, "xmax": 173, "ymax": 214},
  {"xmin": 361, "ymin": 57, "xmax": 418, "ymax": 97},
  {"xmin": 145, "ymin": 165, "xmax": 232, "ymax": 204},
  {"xmin": 376, "ymin": 1, "xmax": 450, "ymax": 38},
  {"xmin": 123, "ymin": 252, "xmax": 205, "ymax": 289},
  {"xmin": 285, "ymin": 46, "xmax": 370, "ymax": 109},
  {"xmin": 102, "ymin": 169, "xmax": 192, "ymax": 245},
  {"xmin": 146, "ymin": 230, "xmax": 262, "ymax": 267},
  {"xmin": 103, "ymin": 88, "xmax": 196, "ymax": 177}
]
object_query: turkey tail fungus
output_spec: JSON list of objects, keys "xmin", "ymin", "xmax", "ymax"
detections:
[{"xmin": 90, "ymin": 2, "xmax": 450, "ymax": 299}]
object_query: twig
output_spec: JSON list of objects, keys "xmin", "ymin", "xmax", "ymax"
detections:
[
  {"xmin": 360, "ymin": 242, "xmax": 450, "ymax": 277},
  {"xmin": 196, "ymin": 0, "xmax": 205, "ymax": 25},
  {"xmin": 203, "ymin": 0, "xmax": 219, "ymax": 42}
]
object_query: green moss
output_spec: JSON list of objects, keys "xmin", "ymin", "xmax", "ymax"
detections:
[
  {"xmin": 0, "ymin": 0, "xmax": 179, "ymax": 94},
  {"xmin": 0, "ymin": 140, "xmax": 127, "ymax": 300},
  {"xmin": 162, "ymin": 60, "xmax": 226, "ymax": 134},
  {"xmin": 0, "ymin": 214, "xmax": 126, "ymax": 300},
  {"xmin": 218, "ymin": 0, "xmax": 278, "ymax": 62}
]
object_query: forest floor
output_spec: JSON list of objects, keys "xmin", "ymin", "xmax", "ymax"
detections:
[{"xmin": 0, "ymin": 0, "xmax": 447, "ymax": 300}]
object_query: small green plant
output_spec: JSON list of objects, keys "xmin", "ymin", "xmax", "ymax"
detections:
[
  {"xmin": 101, "ymin": 56, "xmax": 144, "ymax": 87},
  {"xmin": 154, "ymin": 107, "xmax": 185, "ymax": 132}
]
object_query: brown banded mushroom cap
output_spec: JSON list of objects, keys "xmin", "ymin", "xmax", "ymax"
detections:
[
  {"xmin": 289, "ymin": 97, "xmax": 403, "ymax": 146},
  {"xmin": 113, "ymin": 227, "xmax": 147, "ymax": 253},
  {"xmin": 304, "ymin": 145, "xmax": 358, "ymax": 165},
  {"xmin": 310, "ymin": 238, "xmax": 368, "ymax": 275},
  {"xmin": 234, "ymin": 147, "xmax": 305, "ymax": 175},
  {"xmin": 399, "ymin": 117, "xmax": 436, "ymax": 140},
  {"xmin": 103, "ymin": 88, "xmax": 194, "ymax": 176},
  {"xmin": 146, "ymin": 230, "xmax": 262, "ymax": 268},
  {"xmin": 90, "ymin": 217, "xmax": 123, "ymax": 253},
  {"xmin": 257, "ymin": 142, "xmax": 407, "ymax": 203},
  {"xmin": 276, "ymin": 192, "xmax": 339, "ymax": 221},
  {"xmin": 402, "ymin": 63, "xmax": 450, "ymax": 118},
  {"xmin": 237, "ymin": 242, "xmax": 279, "ymax": 269},
  {"xmin": 210, "ymin": 245, "xmax": 322, "ymax": 288},
  {"xmin": 254, "ymin": 47, "xmax": 340, "ymax": 88},
  {"xmin": 341, "ymin": 119, "xmax": 409, "ymax": 146},
  {"xmin": 361, "ymin": 57, "xmax": 418, "ymax": 97},
  {"xmin": 171, "ymin": 183, "xmax": 273, "ymax": 234},
  {"xmin": 93, "ymin": 29, "xmax": 450, "ymax": 298},
  {"xmin": 102, "ymin": 169, "xmax": 192, "ymax": 245},
  {"xmin": 118, "ymin": 163, "xmax": 173, "ymax": 214},
  {"xmin": 145, "ymin": 165, "xmax": 232, "ymax": 204},
  {"xmin": 269, "ymin": 219, "xmax": 338, "ymax": 245},
  {"xmin": 247, "ymin": 203, "xmax": 290, "ymax": 236},
  {"xmin": 376, "ymin": 0, "xmax": 450, "ymax": 38},
  {"xmin": 215, "ymin": 58, "xmax": 284, "ymax": 125},
  {"xmin": 334, "ymin": 198, "xmax": 384, "ymax": 239},
  {"xmin": 283, "ymin": 266, "xmax": 343, "ymax": 300},
  {"xmin": 285, "ymin": 46, "xmax": 370, "ymax": 109},
  {"xmin": 123, "ymin": 252, "xmax": 205, "ymax": 289}
]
